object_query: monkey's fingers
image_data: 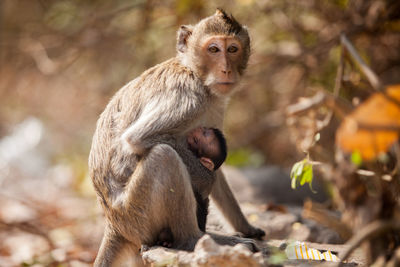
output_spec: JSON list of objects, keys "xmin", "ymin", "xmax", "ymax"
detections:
[
  {"xmin": 140, "ymin": 245, "xmax": 150, "ymax": 252},
  {"xmin": 243, "ymin": 226, "xmax": 266, "ymax": 240},
  {"xmin": 240, "ymin": 238, "xmax": 260, "ymax": 253},
  {"xmin": 164, "ymin": 242, "xmax": 173, "ymax": 248},
  {"xmin": 232, "ymin": 232, "xmax": 245, "ymax": 238}
]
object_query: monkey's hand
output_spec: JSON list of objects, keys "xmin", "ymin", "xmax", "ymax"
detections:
[
  {"xmin": 242, "ymin": 225, "xmax": 265, "ymax": 240},
  {"xmin": 122, "ymin": 130, "xmax": 179, "ymax": 156},
  {"xmin": 121, "ymin": 135, "xmax": 147, "ymax": 156}
]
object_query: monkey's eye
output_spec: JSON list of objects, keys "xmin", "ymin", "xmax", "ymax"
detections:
[
  {"xmin": 227, "ymin": 45, "xmax": 239, "ymax": 53},
  {"xmin": 208, "ymin": 45, "xmax": 220, "ymax": 53}
]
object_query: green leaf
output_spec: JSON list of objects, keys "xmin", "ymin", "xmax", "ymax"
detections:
[
  {"xmin": 290, "ymin": 160, "xmax": 306, "ymax": 189},
  {"xmin": 290, "ymin": 158, "xmax": 315, "ymax": 191},
  {"xmin": 290, "ymin": 161, "xmax": 303, "ymax": 178},
  {"xmin": 296, "ymin": 162, "xmax": 304, "ymax": 177},
  {"xmin": 350, "ymin": 151, "xmax": 362, "ymax": 166},
  {"xmin": 268, "ymin": 249, "xmax": 287, "ymax": 265},
  {"xmin": 291, "ymin": 174, "xmax": 297, "ymax": 189},
  {"xmin": 300, "ymin": 165, "xmax": 311, "ymax": 185}
]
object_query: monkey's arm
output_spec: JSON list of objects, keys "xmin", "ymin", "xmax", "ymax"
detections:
[
  {"xmin": 210, "ymin": 170, "xmax": 265, "ymax": 239},
  {"xmin": 121, "ymin": 90, "xmax": 205, "ymax": 155}
]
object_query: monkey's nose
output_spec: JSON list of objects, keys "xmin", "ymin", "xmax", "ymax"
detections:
[{"xmin": 221, "ymin": 70, "xmax": 232, "ymax": 75}]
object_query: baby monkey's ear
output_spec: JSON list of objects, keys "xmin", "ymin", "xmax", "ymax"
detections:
[{"xmin": 200, "ymin": 157, "xmax": 215, "ymax": 171}]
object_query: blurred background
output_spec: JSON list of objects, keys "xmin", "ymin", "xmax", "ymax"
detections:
[{"xmin": 1, "ymin": 0, "xmax": 399, "ymax": 266}]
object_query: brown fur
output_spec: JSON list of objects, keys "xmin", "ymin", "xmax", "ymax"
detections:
[{"xmin": 89, "ymin": 9, "xmax": 264, "ymax": 266}]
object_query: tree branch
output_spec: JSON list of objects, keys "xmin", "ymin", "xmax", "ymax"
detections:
[
  {"xmin": 338, "ymin": 220, "xmax": 400, "ymax": 266},
  {"xmin": 340, "ymin": 34, "xmax": 382, "ymax": 91}
]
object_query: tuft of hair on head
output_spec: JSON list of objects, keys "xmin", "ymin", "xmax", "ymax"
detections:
[
  {"xmin": 200, "ymin": 8, "xmax": 246, "ymax": 37},
  {"xmin": 214, "ymin": 8, "xmax": 243, "ymax": 35},
  {"xmin": 211, "ymin": 128, "xmax": 228, "ymax": 170}
]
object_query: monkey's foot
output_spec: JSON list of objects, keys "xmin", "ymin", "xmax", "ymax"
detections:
[
  {"xmin": 140, "ymin": 244, "xmax": 150, "ymax": 252},
  {"xmin": 242, "ymin": 226, "xmax": 266, "ymax": 240},
  {"xmin": 156, "ymin": 240, "xmax": 173, "ymax": 248},
  {"xmin": 155, "ymin": 227, "xmax": 174, "ymax": 248}
]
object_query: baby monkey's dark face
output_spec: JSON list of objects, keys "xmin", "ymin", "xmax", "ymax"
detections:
[
  {"xmin": 187, "ymin": 127, "xmax": 220, "ymax": 159},
  {"xmin": 187, "ymin": 127, "xmax": 221, "ymax": 171}
]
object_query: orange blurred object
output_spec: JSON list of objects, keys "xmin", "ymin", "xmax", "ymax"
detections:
[{"xmin": 336, "ymin": 84, "xmax": 400, "ymax": 160}]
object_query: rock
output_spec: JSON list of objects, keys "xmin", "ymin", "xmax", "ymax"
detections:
[
  {"xmin": 142, "ymin": 247, "xmax": 180, "ymax": 266},
  {"xmin": 193, "ymin": 235, "xmax": 265, "ymax": 267},
  {"xmin": 142, "ymin": 235, "xmax": 267, "ymax": 267}
]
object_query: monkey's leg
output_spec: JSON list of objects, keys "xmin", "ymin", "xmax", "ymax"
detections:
[
  {"xmin": 210, "ymin": 170, "xmax": 265, "ymax": 239},
  {"xmin": 95, "ymin": 144, "xmax": 202, "ymax": 266},
  {"xmin": 194, "ymin": 193, "xmax": 209, "ymax": 232},
  {"xmin": 131, "ymin": 144, "xmax": 203, "ymax": 250},
  {"xmin": 94, "ymin": 224, "xmax": 137, "ymax": 267}
]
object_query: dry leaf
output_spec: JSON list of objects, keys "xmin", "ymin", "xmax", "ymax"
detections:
[{"xmin": 336, "ymin": 84, "xmax": 400, "ymax": 160}]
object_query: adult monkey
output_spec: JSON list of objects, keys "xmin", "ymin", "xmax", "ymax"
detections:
[{"xmin": 89, "ymin": 9, "xmax": 265, "ymax": 266}]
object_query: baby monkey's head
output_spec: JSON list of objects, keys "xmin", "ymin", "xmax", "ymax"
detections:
[{"xmin": 187, "ymin": 127, "xmax": 227, "ymax": 171}]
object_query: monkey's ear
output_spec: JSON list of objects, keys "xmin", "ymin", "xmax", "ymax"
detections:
[
  {"xmin": 200, "ymin": 157, "xmax": 215, "ymax": 171},
  {"xmin": 177, "ymin": 25, "xmax": 193, "ymax": 53}
]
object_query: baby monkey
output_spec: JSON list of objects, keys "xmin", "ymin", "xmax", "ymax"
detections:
[
  {"xmin": 187, "ymin": 127, "xmax": 227, "ymax": 172},
  {"xmin": 156, "ymin": 127, "xmax": 227, "ymax": 248},
  {"xmin": 184, "ymin": 126, "xmax": 227, "ymax": 231}
]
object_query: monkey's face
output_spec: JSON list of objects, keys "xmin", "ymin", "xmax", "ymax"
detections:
[
  {"xmin": 198, "ymin": 35, "xmax": 244, "ymax": 95},
  {"xmin": 187, "ymin": 127, "xmax": 220, "ymax": 171},
  {"xmin": 187, "ymin": 127, "xmax": 220, "ymax": 160},
  {"xmin": 176, "ymin": 10, "xmax": 250, "ymax": 95}
]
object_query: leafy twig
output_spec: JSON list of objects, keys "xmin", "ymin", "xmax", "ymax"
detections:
[
  {"xmin": 333, "ymin": 43, "xmax": 345, "ymax": 97},
  {"xmin": 286, "ymin": 91, "xmax": 351, "ymax": 119}
]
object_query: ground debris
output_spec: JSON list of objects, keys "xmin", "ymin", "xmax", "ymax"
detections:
[
  {"xmin": 142, "ymin": 235, "xmax": 266, "ymax": 267},
  {"xmin": 142, "ymin": 238, "xmax": 366, "ymax": 267}
]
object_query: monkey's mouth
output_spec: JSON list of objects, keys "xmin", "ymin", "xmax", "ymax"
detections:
[{"xmin": 217, "ymin": 82, "xmax": 235, "ymax": 85}]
